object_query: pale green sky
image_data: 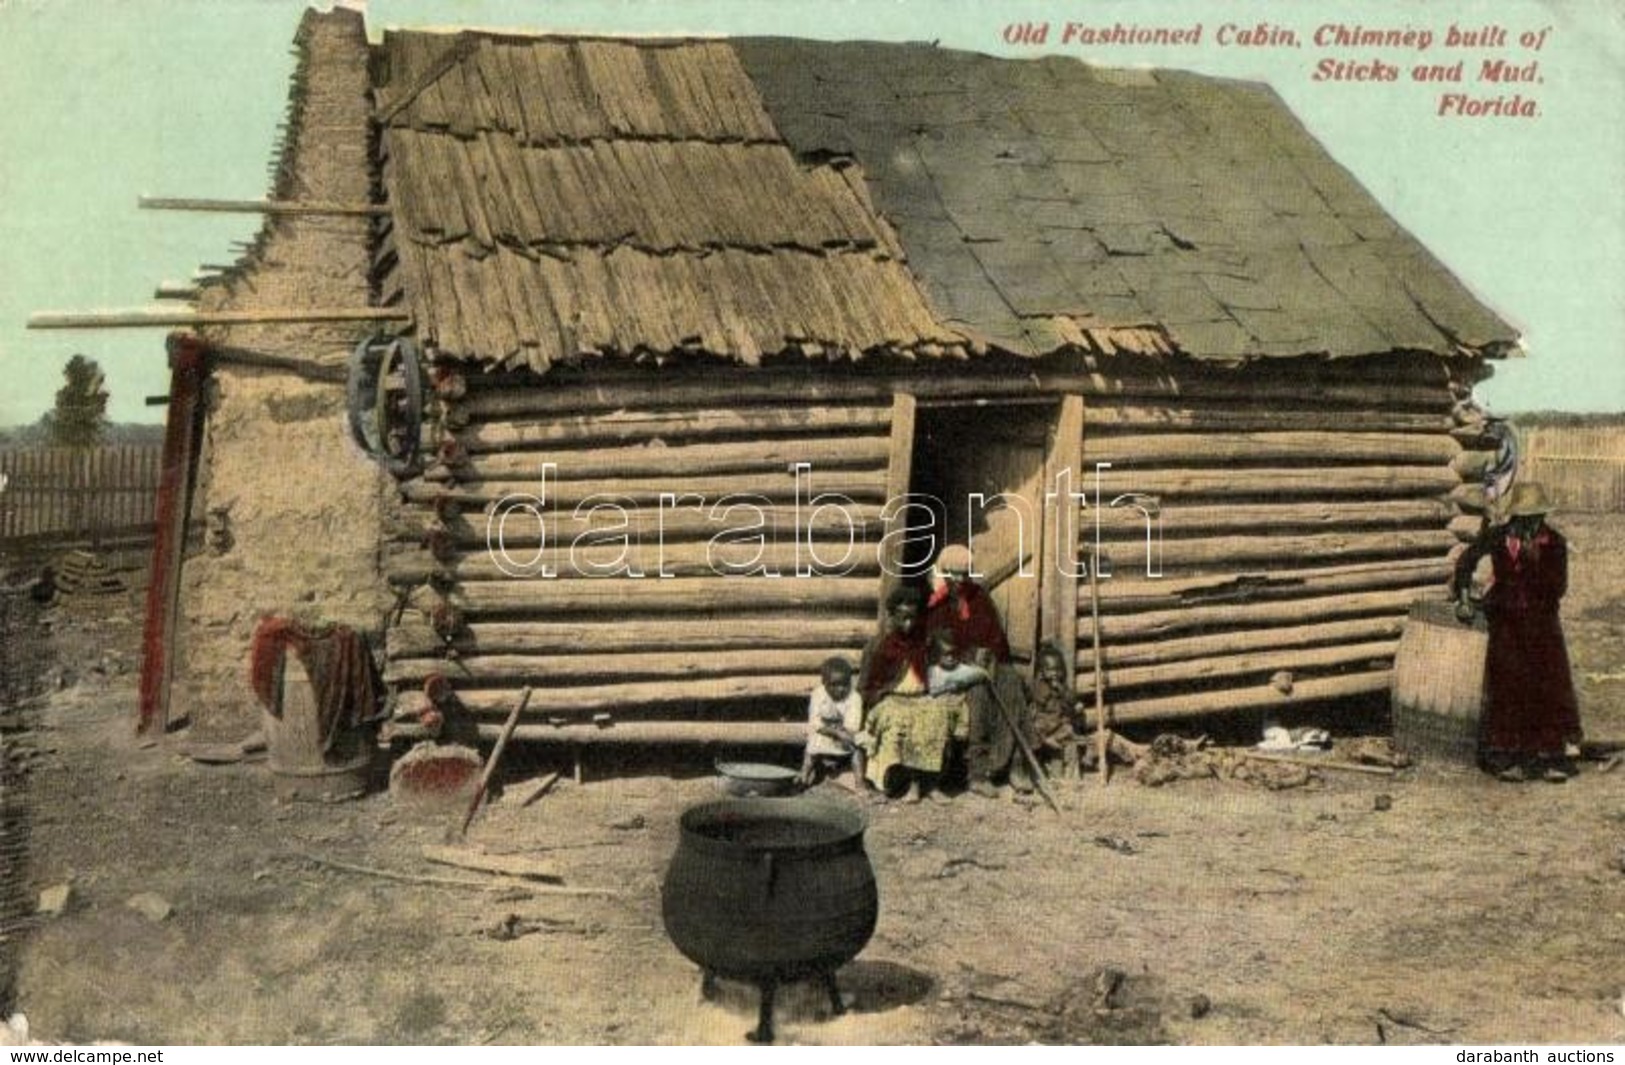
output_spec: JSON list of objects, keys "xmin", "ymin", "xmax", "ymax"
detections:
[{"xmin": 1, "ymin": 0, "xmax": 1620, "ymax": 423}]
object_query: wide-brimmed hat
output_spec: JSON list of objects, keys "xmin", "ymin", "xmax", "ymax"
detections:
[
  {"xmin": 1501, "ymin": 482, "xmax": 1554, "ymax": 519},
  {"xmin": 936, "ymin": 544, "xmax": 973, "ymax": 576}
]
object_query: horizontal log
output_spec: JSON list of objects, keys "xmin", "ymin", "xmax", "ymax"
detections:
[
  {"xmin": 458, "ymin": 405, "xmax": 892, "ymax": 453},
  {"xmin": 1104, "ymin": 670, "xmax": 1393, "ymax": 725},
  {"xmin": 1092, "ymin": 466, "xmax": 1460, "ymax": 499},
  {"xmin": 1094, "ymin": 557, "xmax": 1450, "ymax": 612},
  {"xmin": 456, "ymin": 576, "xmax": 879, "ymax": 615},
  {"xmin": 1090, "ymin": 499, "xmax": 1455, "ymax": 536},
  {"xmin": 385, "ymin": 647, "xmax": 862, "ymax": 685},
  {"xmin": 396, "ymin": 675, "xmax": 815, "ymax": 716},
  {"xmin": 1088, "ymin": 586, "xmax": 1435, "ymax": 642},
  {"xmin": 1084, "ymin": 404, "xmax": 1453, "ymax": 434},
  {"xmin": 451, "ymin": 435, "xmax": 892, "ymax": 481},
  {"xmin": 1080, "ymin": 615, "xmax": 1413, "ymax": 672},
  {"xmin": 389, "ymin": 719, "xmax": 807, "ymax": 746},
  {"xmin": 1085, "ymin": 528, "xmax": 1456, "ymax": 570},
  {"xmin": 1076, "ymin": 639, "xmax": 1399, "ymax": 694},
  {"xmin": 1082, "ymin": 431, "xmax": 1459, "ymax": 467},
  {"xmin": 385, "ymin": 504, "xmax": 889, "ymax": 548},
  {"xmin": 456, "ymin": 371, "xmax": 1452, "ymax": 420},
  {"xmin": 404, "ymin": 471, "xmax": 890, "ymax": 508},
  {"xmin": 387, "ymin": 616, "xmax": 878, "ymax": 660},
  {"xmin": 385, "ymin": 541, "xmax": 884, "ymax": 584}
]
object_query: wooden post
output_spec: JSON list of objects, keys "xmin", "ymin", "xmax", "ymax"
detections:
[
  {"xmin": 878, "ymin": 392, "xmax": 917, "ymax": 618},
  {"xmin": 138, "ymin": 333, "xmax": 208, "ymax": 735}
]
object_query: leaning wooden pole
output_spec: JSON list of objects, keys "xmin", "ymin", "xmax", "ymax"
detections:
[{"xmin": 1090, "ymin": 550, "xmax": 1109, "ymax": 788}]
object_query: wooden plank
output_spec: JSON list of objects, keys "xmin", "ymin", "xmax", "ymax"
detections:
[
  {"xmin": 456, "ymin": 370, "xmax": 1450, "ymax": 419},
  {"xmin": 385, "ymin": 647, "xmax": 862, "ymax": 685},
  {"xmin": 456, "ymin": 404, "xmax": 892, "ymax": 452},
  {"xmin": 1083, "ymin": 403, "xmax": 1453, "ymax": 434},
  {"xmin": 1090, "ymin": 465, "xmax": 1460, "ymax": 499},
  {"xmin": 396, "ymin": 675, "xmax": 817, "ymax": 717},
  {"xmin": 391, "ymin": 719, "xmax": 807, "ymax": 746},
  {"xmin": 387, "ymin": 503, "xmax": 889, "ymax": 548},
  {"xmin": 138, "ymin": 196, "xmax": 391, "ymax": 216},
  {"xmin": 385, "ymin": 540, "xmax": 883, "ymax": 584},
  {"xmin": 1091, "ymin": 498, "xmax": 1455, "ymax": 536},
  {"xmin": 1103, "ymin": 669, "xmax": 1393, "ymax": 725},
  {"xmin": 1095, "ymin": 556, "xmax": 1449, "ymax": 611},
  {"xmin": 29, "ymin": 308, "xmax": 411, "ymax": 329},
  {"xmin": 879, "ymin": 392, "xmax": 917, "ymax": 615},
  {"xmin": 1080, "ymin": 614, "xmax": 1411, "ymax": 672},
  {"xmin": 387, "ymin": 615, "xmax": 877, "ymax": 660},
  {"xmin": 1077, "ymin": 639, "xmax": 1400, "ymax": 693},
  {"xmin": 1084, "ymin": 430, "xmax": 1459, "ymax": 466},
  {"xmin": 1043, "ymin": 395, "xmax": 1084, "ymax": 654},
  {"xmin": 139, "ymin": 341, "xmax": 207, "ymax": 735},
  {"xmin": 1086, "ymin": 528, "xmax": 1456, "ymax": 571},
  {"xmin": 403, "ymin": 471, "xmax": 891, "ymax": 509},
  {"xmin": 456, "ymin": 575, "xmax": 878, "ymax": 615}
]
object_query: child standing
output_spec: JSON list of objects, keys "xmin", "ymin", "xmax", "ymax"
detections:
[{"xmin": 799, "ymin": 657, "xmax": 868, "ymax": 789}]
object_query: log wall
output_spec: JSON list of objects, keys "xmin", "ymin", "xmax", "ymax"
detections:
[
  {"xmin": 385, "ymin": 371, "xmax": 897, "ymax": 738},
  {"xmin": 388, "ymin": 356, "xmax": 1484, "ymax": 741},
  {"xmin": 1075, "ymin": 376, "xmax": 1476, "ymax": 726}
]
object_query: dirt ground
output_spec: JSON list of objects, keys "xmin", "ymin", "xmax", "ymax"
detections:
[{"xmin": 3, "ymin": 515, "xmax": 1624, "ymax": 1046}]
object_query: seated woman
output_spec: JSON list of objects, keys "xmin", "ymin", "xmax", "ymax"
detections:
[{"xmin": 859, "ymin": 586, "xmax": 965, "ymax": 804}]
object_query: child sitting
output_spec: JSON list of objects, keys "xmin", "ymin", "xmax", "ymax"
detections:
[
  {"xmin": 799, "ymin": 657, "xmax": 868, "ymax": 788},
  {"xmin": 1030, "ymin": 642, "xmax": 1085, "ymax": 774}
]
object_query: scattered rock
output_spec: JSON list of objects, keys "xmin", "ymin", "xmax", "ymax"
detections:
[
  {"xmin": 125, "ymin": 893, "xmax": 174, "ymax": 922},
  {"xmin": 37, "ymin": 883, "xmax": 72, "ymax": 917},
  {"xmin": 1093, "ymin": 835, "xmax": 1137, "ymax": 856},
  {"xmin": 1373, "ymin": 794, "xmax": 1393, "ymax": 812},
  {"xmin": 607, "ymin": 814, "xmax": 646, "ymax": 832},
  {"xmin": 1189, "ymin": 993, "xmax": 1212, "ymax": 1019}
]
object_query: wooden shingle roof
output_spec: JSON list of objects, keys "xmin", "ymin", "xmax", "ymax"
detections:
[{"xmin": 371, "ymin": 29, "xmax": 1516, "ymax": 370}]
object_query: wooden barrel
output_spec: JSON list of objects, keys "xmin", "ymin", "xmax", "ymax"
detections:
[
  {"xmin": 264, "ymin": 652, "xmax": 374, "ymax": 802},
  {"xmin": 1390, "ymin": 599, "xmax": 1486, "ymax": 764}
]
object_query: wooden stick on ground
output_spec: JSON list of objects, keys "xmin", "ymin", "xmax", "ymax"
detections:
[
  {"xmin": 1244, "ymin": 752, "xmax": 1397, "ymax": 776},
  {"xmin": 290, "ymin": 850, "xmax": 623, "ymax": 896},
  {"xmin": 1090, "ymin": 550, "xmax": 1109, "ymax": 788},
  {"xmin": 461, "ymin": 686, "xmax": 532, "ymax": 836}
]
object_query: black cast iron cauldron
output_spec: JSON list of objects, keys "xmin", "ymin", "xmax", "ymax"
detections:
[{"xmin": 661, "ymin": 795, "xmax": 879, "ymax": 1043}]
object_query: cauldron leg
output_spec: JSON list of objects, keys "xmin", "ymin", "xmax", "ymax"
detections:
[
  {"xmin": 700, "ymin": 969, "xmax": 719, "ymax": 999},
  {"xmin": 746, "ymin": 980, "xmax": 777, "ymax": 1044},
  {"xmin": 822, "ymin": 971, "xmax": 846, "ymax": 1016}
]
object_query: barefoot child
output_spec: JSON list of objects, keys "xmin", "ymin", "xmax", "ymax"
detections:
[{"xmin": 799, "ymin": 657, "xmax": 868, "ymax": 788}]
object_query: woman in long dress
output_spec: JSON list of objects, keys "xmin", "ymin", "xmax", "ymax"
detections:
[{"xmin": 858, "ymin": 585, "xmax": 965, "ymax": 803}]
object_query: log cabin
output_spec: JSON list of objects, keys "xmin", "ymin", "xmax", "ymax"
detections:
[{"xmin": 149, "ymin": 8, "xmax": 1516, "ymax": 752}]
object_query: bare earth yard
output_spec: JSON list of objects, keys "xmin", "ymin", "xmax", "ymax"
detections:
[{"xmin": 4, "ymin": 514, "xmax": 1624, "ymax": 1045}]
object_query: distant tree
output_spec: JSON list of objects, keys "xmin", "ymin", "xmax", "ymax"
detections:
[{"xmin": 46, "ymin": 355, "xmax": 109, "ymax": 449}]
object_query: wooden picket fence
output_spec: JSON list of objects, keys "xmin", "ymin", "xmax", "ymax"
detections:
[
  {"xmin": 1517, "ymin": 426, "xmax": 1625, "ymax": 513},
  {"xmin": 0, "ymin": 445, "xmax": 163, "ymax": 545}
]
